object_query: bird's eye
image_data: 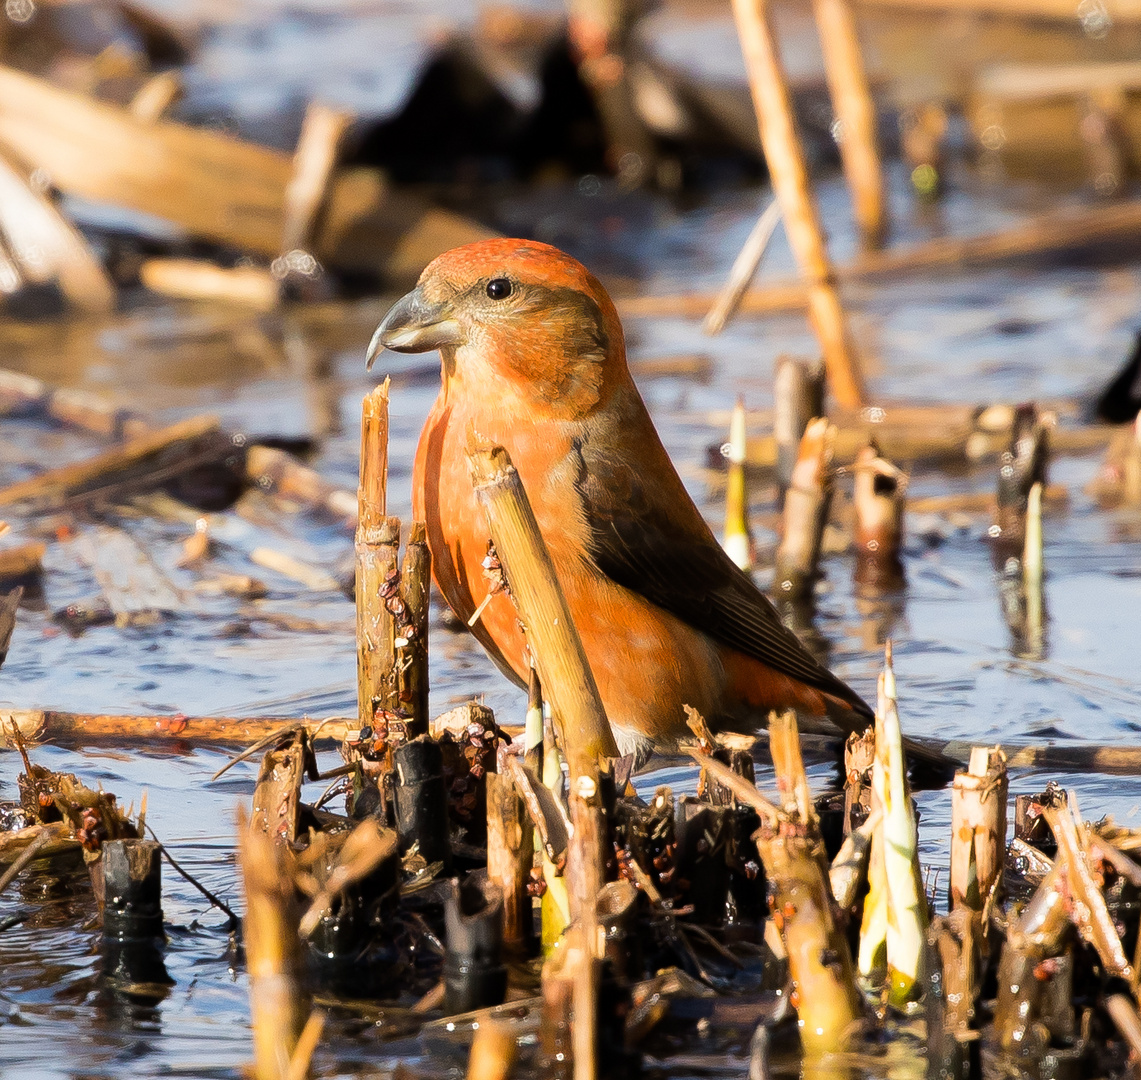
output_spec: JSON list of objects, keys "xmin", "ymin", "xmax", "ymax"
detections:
[{"xmin": 486, "ymin": 278, "xmax": 512, "ymax": 300}]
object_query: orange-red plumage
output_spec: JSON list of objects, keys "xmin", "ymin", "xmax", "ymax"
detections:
[{"xmin": 371, "ymin": 238, "xmax": 871, "ymax": 761}]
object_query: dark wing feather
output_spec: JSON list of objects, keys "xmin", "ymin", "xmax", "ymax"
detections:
[{"xmin": 572, "ymin": 435, "xmax": 872, "ymax": 718}]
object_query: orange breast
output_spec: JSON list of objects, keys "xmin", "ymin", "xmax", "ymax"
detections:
[{"xmin": 412, "ymin": 386, "xmax": 725, "ymax": 754}]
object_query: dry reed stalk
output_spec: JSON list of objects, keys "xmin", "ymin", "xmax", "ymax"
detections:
[
  {"xmin": 1045, "ymin": 802, "xmax": 1133, "ymax": 979},
  {"xmin": 139, "ymin": 259, "xmax": 280, "ymax": 310},
  {"xmin": 0, "ymin": 368, "xmax": 145, "ymax": 438},
  {"xmin": 754, "ymin": 711, "xmax": 862, "ymax": 1053},
  {"xmin": 810, "ymin": 0, "xmax": 885, "ymax": 248},
  {"xmin": 852, "ymin": 444, "xmax": 906, "ymax": 590},
  {"xmin": 398, "ymin": 521, "xmax": 431, "ymax": 736},
  {"xmin": 250, "ymin": 548, "xmax": 341, "ymax": 592},
  {"xmin": 928, "ymin": 908, "xmax": 978, "ymax": 1038},
  {"xmin": 357, "ymin": 381, "xmax": 400, "ymax": 739},
  {"xmin": 722, "ymin": 397, "xmax": 755, "ymax": 571},
  {"xmin": 466, "ymin": 1020, "xmax": 518, "ymax": 1080},
  {"xmin": 774, "ymin": 418, "xmax": 835, "ymax": 600},
  {"xmin": 487, "ymin": 762, "xmax": 535, "ymax": 951},
  {"xmin": 245, "ymin": 444, "xmax": 357, "ymax": 523},
  {"xmin": 281, "ymin": 103, "xmax": 354, "ymax": 256},
  {"xmin": 238, "ymin": 807, "xmax": 311, "ymax": 1080},
  {"xmin": 129, "ymin": 71, "xmax": 184, "ymax": 122},
  {"xmin": 703, "ymin": 199, "xmax": 782, "ymax": 335},
  {"xmin": 1023, "ymin": 480, "xmax": 1044, "ymax": 650},
  {"xmin": 468, "ymin": 440, "xmax": 619, "ymax": 770},
  {"xmin": 0, "ymin": 709, "xmax": 356, "ymax": 749},
  {"xmin": 0, "ymin": 414, "xmax": 220, "ymax": 508},
  {"xmin": 0, "ymin": 541, "xmax": 44, "ymax": 583},
  {"xmin": 729, "ymin": 0, "xmax": 865, "ymax": 407},
  {"xmin": 0, "ymin": 144, "xmax": 115, "ymax": 314}
]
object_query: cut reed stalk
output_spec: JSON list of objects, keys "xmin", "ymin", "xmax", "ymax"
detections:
[
  {"xmin": 950, "ymin": 746, "xmax": 1008, "ymax": 918},
  {"xmin": 356, "ymin": 381, "xmax": 400, "ymax": 738},
  {"xmin": 281, "ymin": 103, "xmax": 354, "ymax": 257}
]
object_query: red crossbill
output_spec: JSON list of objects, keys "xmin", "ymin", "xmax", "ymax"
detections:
[{"xmin": 369, "ymin": 238, "xmax": 872, "ymax": 763}]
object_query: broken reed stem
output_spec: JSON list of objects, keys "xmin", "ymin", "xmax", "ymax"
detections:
[
  {"xmin": 704, "ymin": 198, "xmax": 782, "ymax": 335},
  {"xmin": 1045, "ymin": 802, "xmax": 1133, "ymax": 979},
  {"xmin": 357, "ymin": 381, "xmax": 398, "ymax": 736},
  {"xmin": 729, "ymin": 0, "xmax": 865, "ymax": 407},
  {"xmin": 281, "ymin": 103, "xmax": 354, "ymax": 256},
  {"xmin": 852, "ymin": 444, "xmax": 906, "ymax": 590},
  {"xmin": 238, "ymin": 807, "xmax": 310, "ymax": 1080},
  {"xmin": 773, "ymin": 356, "xmax": 824, "ymax": 500},
  {"xmin": 487, "ymin": 763, "xmax": 535, "ymax": 952},
  {"xmin": 468, "ymin": 440, "xmax": 619, "ymax": 772},
  {"xmin": 399, "ymin": 521, "xmax": 431, "ymax": 736},
  {"xmin": 755, "ymin": 711, "xmax": 861, "ymax": 1054},
  {"xmin": 810, "ymin": 0, "xmax": 885, "ymax": 248},
  {"xmin": 774, "ymin": 418, "xmax": 835, "ymax": 600},
  {"xmin": 950, "ymin": 746, "xmax": 1007, "ymax": 919}
]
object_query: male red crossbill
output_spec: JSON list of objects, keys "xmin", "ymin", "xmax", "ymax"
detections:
[{"xmin": 369, "ymin": 238, "xmax": 872, "ymax": 763}]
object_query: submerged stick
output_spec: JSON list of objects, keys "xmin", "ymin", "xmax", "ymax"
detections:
[
  {"xmin": 730, "ymin": 0, "xmax": 865, "ymax": 407},
  {"xmin": 468, "ymin": 440, "xmax": 618, "ymax": 769}
]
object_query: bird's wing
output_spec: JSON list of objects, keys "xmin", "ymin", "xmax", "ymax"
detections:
[{"xmin": 572, "ymin": 432, "xmax": 872, "ymax": 718}]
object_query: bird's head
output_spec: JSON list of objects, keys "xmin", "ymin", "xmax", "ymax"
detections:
[{"xmin": 367, "ymin": 239, "xmax": 628, "ymax": 415}]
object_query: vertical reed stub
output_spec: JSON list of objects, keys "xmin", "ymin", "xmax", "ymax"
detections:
[
  {"xmin": 356, "ymin": 381, "xmax": 399, "ymax": 736},
  {"xmin": 239, "ymin": 811, "xmax": 310, "ymax": 1080},
  {"xmin": 729, "ymin": 0, "xmax": 865, "ymax": 407},
  {"xmin": 810, "ymin": 0, "xmax": 885, "ymax": 248}
]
